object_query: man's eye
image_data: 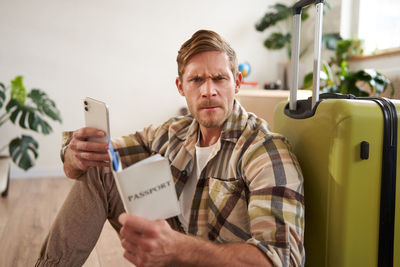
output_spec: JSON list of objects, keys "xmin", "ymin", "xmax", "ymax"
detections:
[
  {"xmin": 213, "ymin": 76, "xmax": 225, "ymax": 81},
  {"xmin": 191, "ymin": 77, "xmax": 202, "ymax": 82}
]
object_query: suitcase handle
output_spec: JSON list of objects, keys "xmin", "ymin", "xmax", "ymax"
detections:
[
  {"xmin": 289, "ymin": 0, "xmax": 324, "ymax": 111},
  {"xmin": 293, "ymin": 0, "xmax": 324, "ymax": 14}
]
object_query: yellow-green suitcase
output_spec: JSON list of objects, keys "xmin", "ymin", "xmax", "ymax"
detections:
[{"xmin": 273, "ymin": 1, "xmax": 400, "ymax": 266}]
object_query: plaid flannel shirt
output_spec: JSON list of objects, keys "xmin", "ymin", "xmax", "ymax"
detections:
[{"xmin": 62, "ymin": 100, "xmax": 305, "ymax": 266}]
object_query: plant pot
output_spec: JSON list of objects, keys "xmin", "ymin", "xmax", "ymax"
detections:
[{"xmin": 0, "ymin": 155, "xmax": 11, "ymax": 197}]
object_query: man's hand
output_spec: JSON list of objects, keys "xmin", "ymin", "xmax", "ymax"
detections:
[
  {"xmin": 118, "ymin": 213, "xmax": 272, "ymax": 267},
  {"xmin": 119, "ymin": 213, "xmax": 181, "ymax": 267},
  {"xmin": 63, "ymin": 127, "xmax": 110, "ymax": 178}
]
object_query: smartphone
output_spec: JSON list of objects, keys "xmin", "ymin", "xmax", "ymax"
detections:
[{"xmin": 83, "ymin": 97, "xmax": 110, "ymax": 143}]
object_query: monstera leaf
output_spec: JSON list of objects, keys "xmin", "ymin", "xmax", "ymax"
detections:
[
  {"xmin": 5, "ymin": 99, "xmax": 53, "ymax": 134},
  {"xmin": 0, "ymin": 82, "xmax": 5, "ymax": 109},
  {"xmin": 28, "ymin": 89, "xmax": 62, "ymax": 122},
  {"xmin": 303, "ymin": 62, "xmax": 393, "ymax": 97},
  {"xmin": 255, "ymin": 3, "xmax": 292, "ymax": 32},
  {"xmin": 255, "ymin": 3, "xmax": 309, "ymax": 32},
  {"xmin": 9, "ymin": 135, "xmax": 39, "ymax": 170},
  {"xmin": 264, "ymin": 32, "xmax": 291, "ymax": 50},
  {"xmin": 341, "ymin": 69, "xmax": 393, "ymax": 96}
]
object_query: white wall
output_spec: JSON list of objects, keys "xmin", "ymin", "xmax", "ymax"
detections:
[{"xmin": 1, "ymin": 0, "xmax": 298, "ymax": 177}]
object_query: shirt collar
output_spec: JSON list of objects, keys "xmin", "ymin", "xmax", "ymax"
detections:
[{"xmin": 220, "ymin": 99, "xmax": 248, "ymax": 143}]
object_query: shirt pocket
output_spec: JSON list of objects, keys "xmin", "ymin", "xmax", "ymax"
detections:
[{"xmin": 207, "ymin": 177, "xmax": 251, "ymax": 243}]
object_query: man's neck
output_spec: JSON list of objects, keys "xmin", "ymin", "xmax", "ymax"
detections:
[{"xmin": 198, "ymin": 126, "xmax": 221, "ymax": 147}]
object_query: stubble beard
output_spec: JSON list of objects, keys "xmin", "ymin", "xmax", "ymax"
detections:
[
  {"xmin": 195, "ymin": 105, "xmax": 230, "ymax": 129},
  {"xmin": 197, "ymin": 116, "xmax": 224, "ymax": 129}
]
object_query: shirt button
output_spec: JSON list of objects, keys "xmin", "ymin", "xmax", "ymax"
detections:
[{"xmin": 181, "ymin": 170, "xmax": 187, "ymax": 176}]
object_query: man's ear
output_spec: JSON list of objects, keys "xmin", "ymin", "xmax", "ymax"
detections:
[
  {"xmin": 176, "ymin": 77, "xmax": 185, "ymax": 96},
  {"xmin": 235, "ymin": 72, "xmax": 242, "ymax": 94}
]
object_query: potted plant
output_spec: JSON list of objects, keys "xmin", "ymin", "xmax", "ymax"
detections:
[
  {"xmin": 255, "ymin": 2, "xmax": 313, "ymax": 89},
  {"xmin": 255, "ymin": 1, "xmax": 336, "ymax": 89},
  {"xmin": 0, "ymin": 75, "xmax": 62, "ymax": 196},
  {"xmin": 303, "ymin": 37, "xmax": 394, "ymax": 97},
  {"xmin": 255, "ymin": 2, "xmax": 310, "ymax": 59}
]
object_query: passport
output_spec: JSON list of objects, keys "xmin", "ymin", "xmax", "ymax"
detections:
[{"xmin": 109, "ymin": 150, "xmax": 180, "ymax": 221}]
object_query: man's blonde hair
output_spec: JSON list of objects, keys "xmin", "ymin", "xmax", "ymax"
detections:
[{"xmin": 176, "ymin": 30, "xmax": 238, "ymax": 79}]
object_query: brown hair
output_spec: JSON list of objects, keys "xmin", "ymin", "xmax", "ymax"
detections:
[{"xmin": 176, "ymin": 29, "xmax": 238, "ymax": 79}]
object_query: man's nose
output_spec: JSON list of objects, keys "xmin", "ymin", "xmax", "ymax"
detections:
[{"xmin": 200, "ymin": 79, "xmax": 217, "ymax": 98}]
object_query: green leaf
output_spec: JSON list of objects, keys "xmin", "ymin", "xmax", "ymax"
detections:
[
  {"xmin": 10, "ymin": 76, "xmax": 27, "ymax": 104},
  {"xmin": 303, "ymin": 72, "xmax": 313, "ymax": 89},
  {"xmin": 28, "ymin": 89, "xmax": 62, "ymax": 122},
  {"xmin": 19, "ymin": 110, "xmax": 28, "ymax": 129},
  {"xmin": 6, "ymin": 98, "xmax": 32, "ymax": 124},
  {"xmin": 339, "ymin": 71, "xmax": 370, "ymax": 96},
  {"xmin": 9, "ymin": 135, "xmax": 39, "ymax": 171},
  {"xmin": 6, "ymin": 99, "xmax": 21, "ymax": 123},
  {"xmin": 0, "ymin": 82, "xmax": 5, "ymax": 109},
  {"xmin": 335, "ymin": 38, "xmax": 363, "ymax": 65},
  {"xmin": 352, "ymin": 69, "xmax": 393, "ymax": 96},
  {"xmin": 341, "ymin": 61, "xmax": 348, "ymax": 76},
  {"xmin": 26, "ymin": 112, "xmax": 53, "ymax": 135},
  {"xmin": 264, "ymin": 32, "xmax": 291, "ymax": 50},
  {"xmin": 349, "ymin": 85, "xmax": 369, "ymax": 97},
  {"xmin": 322, "ymin": 33, "xmax": 342, "ymax": 50},
  {"xmin": 10, "ymin": 107, "xmax": 21, "ymax": 123},
  {"xmin": 302, "ymin": 69, "xmax": 330, "ymax": 90},
  {"xmin": 5, "ymin": 98, "xmax": 53, "ymax": 134},
  {"xmin": 322, "ymin": 61, "xmax": 334, "ymax": 86},
  {"xmin": 28, "ymin": 112, "xmax": 36, "ymax": 130},
  {"xmin": 301, "ymin": 7, "xmax": 310, "ymax": 21},
  {"xmin": 255, "ymin": 3, "xmax": 291, "ymax": 32}
]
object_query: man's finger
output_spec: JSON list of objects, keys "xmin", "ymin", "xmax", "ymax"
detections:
[
  {"xmin": 120, "ymin": 224, "xmax": 145, "ymax": 244},
  {"xmin": 121, "ymin": 238, "xmax": 141, "ymax": 254},
  {"xmin": 75, "ymin": 151, "xmax": 110, "ymax": 162},
  {"xmin": 123, "ymin": 250, "xmax": 139, "ymax": 266},
  {"xmin": 74, "ymin": 127, "xmax": 106, "ymax": 140},
  {"xmin": 70, "ymin": 139, "xmax": 109, "ymax": 153},
  {"xmin": 119, "ymin": 213, "xmax": 157, "ymax": 237}
]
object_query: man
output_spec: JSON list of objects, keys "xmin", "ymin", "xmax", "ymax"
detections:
[{"xmin": 36, "ymin": 30, "xmax": 305, "ymax": 267}]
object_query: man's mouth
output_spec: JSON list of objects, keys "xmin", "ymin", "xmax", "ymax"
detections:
[{"xmin": 200, "ymin": 106, "xmax": 219, "ymax": 111}]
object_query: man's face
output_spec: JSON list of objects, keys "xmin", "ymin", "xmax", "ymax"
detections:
[{"xmin": 176, "ymin": 51, "xmax": 241, "ymax": 129}]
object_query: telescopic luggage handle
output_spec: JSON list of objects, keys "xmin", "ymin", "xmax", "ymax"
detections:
[{"xmin": 289, "ymin": 0, "xmax": 324, "ymax": 111}]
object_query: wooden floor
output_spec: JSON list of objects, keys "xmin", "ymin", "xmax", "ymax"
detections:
[{"xmin": 0, "ymin": 177, "xmax": 132, "ymax": 267}]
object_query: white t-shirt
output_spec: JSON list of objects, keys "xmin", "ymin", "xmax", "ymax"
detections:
[{"xmin": 178, "ymin": 141, "xmax": 217, "ymax": 232}]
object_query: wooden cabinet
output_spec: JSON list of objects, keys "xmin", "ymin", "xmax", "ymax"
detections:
[{"xmin": 237, "ymin": 89, "xmax": 311, "ymax": 131}]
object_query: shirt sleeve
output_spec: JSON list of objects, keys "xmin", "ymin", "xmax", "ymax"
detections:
[
  {"xmin": 60, "ymin": 131, "xmax": 73, "ymax": 162},
  {"xmin": 59, "ymin": 114, "xmax": 182, "ymax": 170},
  {"xmin": 59, "ymin": 124, "xmax": 161, "ymax": 168},
  {"xmin": 111, "ymin": 125, "xmax": 158, "ymax": 168},
  {"xmin": 242, "ymin": 135, "xmax": 305, "ymax": 267}
]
